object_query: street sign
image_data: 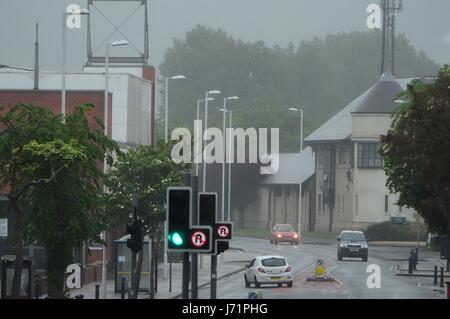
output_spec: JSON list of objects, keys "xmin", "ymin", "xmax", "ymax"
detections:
[
  {"xmin": 198, "ymin": 193, "xmax": 231, "ymax": 255},
  {"xmin": 167, "ymin": 187, "xmax": 212, "ymax": 252},
  {"xmin": 191, "ymin": 231, "xmax": 208, "ymax": 248},
  {"xmin": 216, "ymin": 222, "xmax": 233, "ymax": 240}
]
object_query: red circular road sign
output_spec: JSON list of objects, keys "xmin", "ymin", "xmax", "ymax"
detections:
[
  {"xmin": 217, "ymin": 225, "xmax": 230, "ymax": 238},
  {"xmin": 191, "ymin": 231, "xmax": 207, "ymax": 247}
]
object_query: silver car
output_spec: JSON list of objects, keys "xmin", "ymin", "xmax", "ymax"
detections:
[{"xmin": 244, "ymin": 255, "xmax": 293, "ymax": 288}]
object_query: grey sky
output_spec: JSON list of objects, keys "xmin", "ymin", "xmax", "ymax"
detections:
[{"xmin": 0, "ymin": 0, "xmax": 449, "ymax": 74}]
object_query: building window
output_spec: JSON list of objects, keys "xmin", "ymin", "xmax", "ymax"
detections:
[
  {"xmin": 337, "ymin": 194, "xmax": 341, "ymax": 214},
  {"xmin": 357, "ymin": 143, "xmax": 383, "ymax": 168},
  {"xmin": 275, "ymin": 187, "xmax": 282, "ymax": 197},
  {"xmin": 385, "ymin": 195, "xmax": 389, "ymax": 213},
  {"xmin": 342, "ymin": 194, "xmax": 345, "ymax": 215},
  {"xmin": 399, "ymin": 205, "xmax": 402, "ymax": 213},
  {"xmin": 318, "ymin": 194, "xmax": 322, "ymax": 212},
  {"xmin": 318, "ymin": 148, "xmax": 323, "ymax": 165},
  {"xmin": 338, "ymin": 146, "xmax": 348, "ymax": 165}
]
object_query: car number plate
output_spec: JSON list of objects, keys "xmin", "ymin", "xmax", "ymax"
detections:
[
  {"xmin": 271, "ymin": 276, "xmax": 282, "ymax": 280},
  {"xmin": 350, "ymin": 248, "xmax": 359, "ymax": 252}
]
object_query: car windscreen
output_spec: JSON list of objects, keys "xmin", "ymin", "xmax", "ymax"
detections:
[
  {"xmin": 276, "ymin": 226, "xmax": 294, "ymax": 232},
  {"xmin": 261, "ymin": 258, "xmax": 287, "ymax": 267},
  {"xmin": 341, "ymin": 232, "xmax": 366, "ymax": 242}
]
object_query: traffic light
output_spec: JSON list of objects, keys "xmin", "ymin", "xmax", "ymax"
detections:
[
  {"xmin": 198, "ymin": 193, "xmax": 232, "ymax": 255},
  {"xmin": 167, "ymin": 188, "xmax": 190, "ymax": 249},
  {"xmin": 127, "ymin": 219, "xmax": 143, "ymax": 253},
  {"xmin": 167, "ymin": 187, "xmax": 212, "ymax": 252}
]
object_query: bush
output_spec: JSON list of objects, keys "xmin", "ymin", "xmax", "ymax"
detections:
[{"xmin": 366, "ymin": 221, "xmax": 428, "ymax": 241}]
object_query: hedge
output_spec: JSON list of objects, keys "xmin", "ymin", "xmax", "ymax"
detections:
[{"xmin": 366, "ymin": 221, "xmax": 428, "ymax": 241}]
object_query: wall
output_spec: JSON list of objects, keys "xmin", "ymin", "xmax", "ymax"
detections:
[
  {"xmin": 235, "ymin": 183, "xmax": 313, "ymax": 232},
  {"xmin": 0, "ymin": 72, "xmax": 153, "ymax": 145},
  {"xmin": 352, "ymin": 114, "xmax": 392, "ymax": 141},
  {"xmin": 352, "ymin": 113, "xmax": 416, "ymax": 226},
  {"xmin": 0, "ymin": 89, "xmax": 112, "ymax": 137}
]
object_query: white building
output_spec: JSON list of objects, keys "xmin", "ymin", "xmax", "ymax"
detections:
[
  {"xmin": 234, "ymin": 148, "xmax": 315, "ymax": 231},
  {"xmin": 0, "ymin": 68, "xmax": 154, "ymax": 146},
  {"xmin": 305, "ymin": 72, "xmax": 417, "ymax": 232}
]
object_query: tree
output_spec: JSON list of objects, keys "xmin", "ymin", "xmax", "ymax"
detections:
[
  {"xmin": 159, "ymin": 25, "xmax": 440, "ymax": 150},
  {"xmin": 380, "ymin": 65, "xmax": 450, "ymax": 235},
  {"xmin": 0, "ymin": 103, "xmax": 118, "ymax": 298},
  {"xmin": 0, "ymin": 104, "xmax": 58, "ymax": 297},
  {"xmin": 104, "ymin": 140, "xmax": 189, "ymax": 298}
]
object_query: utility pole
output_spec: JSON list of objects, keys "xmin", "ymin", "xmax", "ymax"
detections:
[
  {"xmin": 33, "ymin": 23, "xmax": 39, "ymax": 90},
  {"xmin": 191, "ymin": 175, "xmax": 199, "ymax": 299},
  {"xmin": 380, "ymin": 0, "xmax": 402, "ymax": 75},
  {"xmin": 182, "ymin": 174, "xmax": 191, "ymax": 299}
]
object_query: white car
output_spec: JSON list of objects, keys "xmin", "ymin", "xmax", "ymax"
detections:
[{"xmin": 244, "ymin": 255, "xmax": 293, "ymax": 288}]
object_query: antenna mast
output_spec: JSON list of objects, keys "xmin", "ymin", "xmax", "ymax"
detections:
[{"xmin": 380, "ymin": 0, "xmax": 402, "ymax": 75}]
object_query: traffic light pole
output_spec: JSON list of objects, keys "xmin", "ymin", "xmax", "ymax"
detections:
[
  {"xmin": 210, "ymin": 254, "xmax": 217, "ymax": 299},
  {"xmin": 182, "ymin": 173, "xmax": 192, "ymax": 299},
  {"xmin": 191, "ymin": 175, "xmax": 199, "ymax": 299},
  {"xmin": 130, "ymin": 250, "xmax": 136, "ymax": 299}
]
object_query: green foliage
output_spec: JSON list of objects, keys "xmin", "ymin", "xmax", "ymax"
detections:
[
  {"xmin": 104, "ymin": 140, "xmax": 190, "ymax": 239},
  {"xmin": 159, "ymin": 26, "xmax": 440, "ymax": 152},
  {"xmin": 0, "ymin": 103, "xmax": 119, "ymax": 298},
  {"xmin": 366, "ymin": 221, "xmax": 427, "ymax": 241},
  {"xmin": 380, "ymin": 65, "xmax": 450, "ymax": 234}
]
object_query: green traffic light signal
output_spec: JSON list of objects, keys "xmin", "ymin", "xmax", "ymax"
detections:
[{"xmin": 169, "ymin": 232, "xmax": 184, "ymax": 246}]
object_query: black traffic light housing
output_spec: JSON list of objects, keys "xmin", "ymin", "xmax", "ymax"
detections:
[
  {"xmin": 198, "ymin": 193, "xmax": 232, "ymax": 255},
  {"xmin": 127, "ymin": 219, "xmax": 143, "ymax": 253},
  {"xmin": 126, "ymin": 196, "xmax": 143, "ymax": 253},
  {"xmin": 166, "ymin": 187, "xmax": 212, "ymax": 252}
]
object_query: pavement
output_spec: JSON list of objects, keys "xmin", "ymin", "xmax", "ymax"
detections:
[
  {"xmin": 68, "ymin": 237, "xmax": 449, "ymax": 299},
  {"xmin": 68, "ymin": 247, "xmax": 254, "ymax": 299}
]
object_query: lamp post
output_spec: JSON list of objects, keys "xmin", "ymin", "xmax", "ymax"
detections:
[
  {"xmin": 288, "ymin": 107, "xmax": 304, "ymax": 152},
  {"xmin": 289, "ymin": 107, "xmax": 304, "ymax": 236},
  {"xmin": 227, "ymin": 110, "xmax": 233, "ymax": 222},
  {"xmin": 195, "ymin": 98, "xmax": 215, "ymax": 177},
  {"xmin": 164, "ymin": 75, "xmax": 186, "ymax": 142},
  {"xmin": 202, "ymin": 90, "xmax": 221, "ymax": 192},
  {"xmin": 219, "ymin": 96, "xmax": 239, "ymax": 221},
  {"xmin": 61, "ymin": 8, "xmax": 90, "ymax": 116},
  {"xmin": 102, "ymin": 39, "xmax": 129, "ymax": 299}
]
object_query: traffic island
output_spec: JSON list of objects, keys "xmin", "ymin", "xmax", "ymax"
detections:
[
  {"xmin": 306, "ymin": 276, "xmax": 336, "ymax": 282},
  {"xmin": 306, "ymin": 259, "xmax": 336, "ymax": 282}
]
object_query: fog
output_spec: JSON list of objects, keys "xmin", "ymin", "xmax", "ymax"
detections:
[{"xmin": 1, "ymin": 0, "xmax": 449, "ymax": 74}]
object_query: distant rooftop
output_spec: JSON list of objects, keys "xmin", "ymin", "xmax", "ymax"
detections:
[
  {"xmin": 262, "ymin": 147, "xmax": 315, "ymax": 185},
  {"xmin": 305, "ymin": 73, "xmax": 415, "ymax": 143},
  {"xmin": 352, "ymin": 72, "xmax": 404, "ymax": 114}
]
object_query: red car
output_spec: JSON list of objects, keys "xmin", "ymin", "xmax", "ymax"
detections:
[{"xmin": 270, "ymin": 224, "xmax": 299, "ymax": 245}]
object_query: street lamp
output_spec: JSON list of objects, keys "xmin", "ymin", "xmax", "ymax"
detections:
[
  {"xmin": 202, "ymin": 90, "xmax": 221, "ymax": 192},
  {"xmin": 101, "ymin": 39, "xmax": 129, "ymax": 300},
  {"xmin": 227, "ymin": 109, "xmax": 233, "ymax": 222},
  {"xmin": 164, "ymin": 75, "xmax": 186, "ymax": 142},
  {"xmin": 289, "ymin": 107, "xmax": 304, "ymax": 152},
  {"xmin": 289, "ymin": 107, "xmax": 304, "ymax": 237},
  {"xmin": 61, "ymin": 8, "xmax": 90, "ymax": 116},
  {"xmin": 104, "ymin": 40, "xmax": 129, "ymax": 136},
  {"xmin": 219, "ymin": 96, "xmax": 239, "ymax": 221},
  {"xmin": 195, "ymin": 97, "xmax": 215, "ymax": 176}
]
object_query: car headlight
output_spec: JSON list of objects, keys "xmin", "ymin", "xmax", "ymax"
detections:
[
  {"xmin": 361, "ymin": 243, "xmax": 368, "ymax": 249},
  {"xmin": 340, "ymin": 243, "xmax": 346, "ymax": 248}
]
